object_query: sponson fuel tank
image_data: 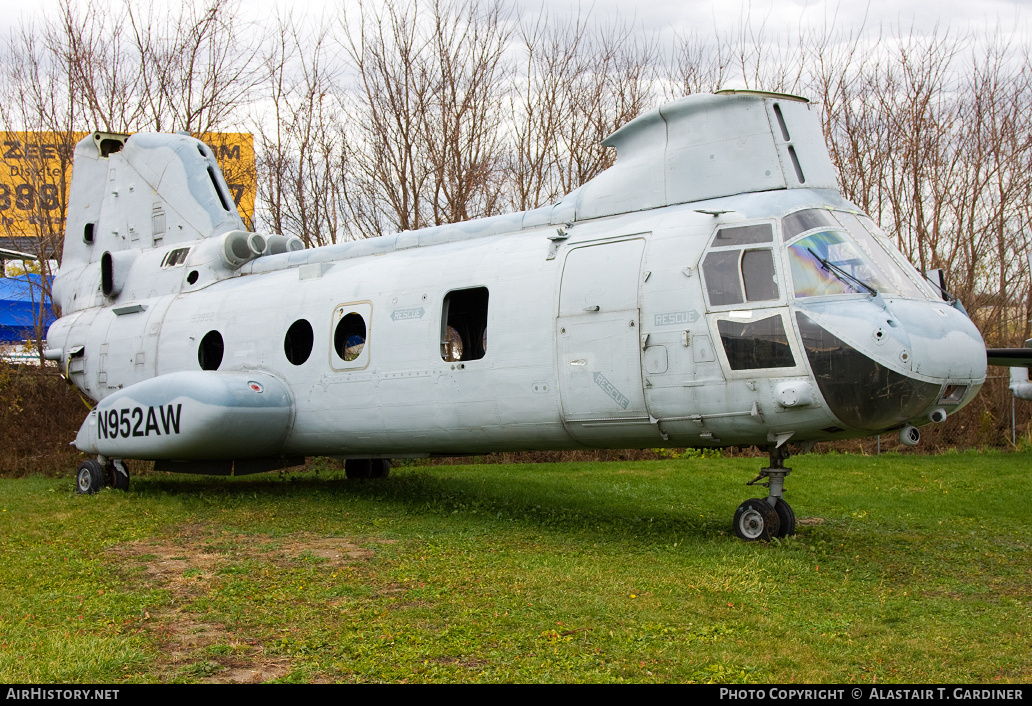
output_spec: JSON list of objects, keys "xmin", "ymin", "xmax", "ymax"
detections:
[{"xmin": 74, "ymin": 371, "xmax": 293, "ymax": 460}]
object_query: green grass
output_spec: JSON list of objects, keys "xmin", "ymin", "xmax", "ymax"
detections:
[{"xmin": 1, "ymin": 450, "xmax": 1030, "ymax": 683}]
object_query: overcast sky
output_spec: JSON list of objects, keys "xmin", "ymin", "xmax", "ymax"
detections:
[
  {"xmin": 8, "ymin": 0, "xmax": 1030, "ymax": 40},
  {"xmin": 506, "ymin": 0, "xmax": 1031, "ymax": 35},
  {"xmin": 3, "ymin": 0, "xmax": 1028, "ymax": 91}
]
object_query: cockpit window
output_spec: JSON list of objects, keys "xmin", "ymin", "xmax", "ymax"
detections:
[
  {"xmin": 717, "ymin": 314, "xmax": 796, "ymax": 370},
  {"xmin": 782, "ymin": 208, "xmax": 838, "ymax": 241},
  {"xmin": 787, "ymin": 230, "xmax": 895, "ymax": 298},
  {"xmin": 741, "ymin": 250, "xmax": 779, "ymax": 301},
  {"xmin": 702, "ymin": 222, "xmax": 781, "ymax": 307},
  {"xmin": 711, "ymin": 223, "xmax": 773, "ymax": 247},
  {"xmin": 703, "ymin": 251, "xmax": 745, "ymax": 305},
  {"xmin": 835, "ymin": 211, "xmax": 939, "ymax": 301},
  {"xmin": 782, "ymin": 209, "xmax": 937, "ymax": 301},
  {"xmin": 703, "ymin": 248, "xmax": 780, "ymax": 306}
]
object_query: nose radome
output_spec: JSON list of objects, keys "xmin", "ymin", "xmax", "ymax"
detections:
[{"xmin": 884, "ymin": 299, "xmax": 987, "ymax": 382}]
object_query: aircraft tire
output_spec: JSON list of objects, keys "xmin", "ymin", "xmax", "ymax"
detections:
[
  {"xmin": 774, "ymin": 498, "xmax": 795, "ymax": 538},
  {"xmin": 76, "ymin": 460, "xmax": 106, "ymax": 495},
  {"xmin": 733, "ymin": 498, "xmax": 780, "ymax": 541},
  {"xmin": 345, "ymin": 459, "xmax": 391, "ymax": 479},
  {"xmin": 345, "ymin": 459, "xmax": 372, "ymax": 479},
  {"xmin": 107, "ymin": 461, "xmax": 130, "ymax": 492}
]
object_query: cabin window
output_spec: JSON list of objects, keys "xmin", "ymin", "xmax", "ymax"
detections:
[
  {"xmin": 717, "ymin": 315, "xmax": 795, "ymax": 370},
  {"xmin": 284, "ymin": 319, "xmax": 314, "ymax": 365},
  {"xmin": 198, "ymin": 330, "xmax": 224, "ymax": 370},
  {"xmin": 441, "ymin": 287, "xmax": 488, "ymax": 362},
  {"xmin": 329, "ymin": 302, "xmax": 372, "ymax": 370},
  {"xmin": 334, "ymin": 313, "xmax": 366, "ymax": 361}
]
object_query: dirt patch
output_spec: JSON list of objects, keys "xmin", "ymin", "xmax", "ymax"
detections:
[
  {"xmin": 107, "ymin": 528, "xmax": 387, "ymax": 682},
  {"xmin": 207, "ymin": 657, "xmax": 292, "ymax": 684},
  {"xmin": 278, "ymin": 537, "xmax": 377, "ymax": 562},
  {"xmin": 109, "ymin": 531, "xmax": 381, "ymax": 574}
]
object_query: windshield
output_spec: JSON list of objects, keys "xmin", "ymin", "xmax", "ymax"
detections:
[
  {"xmin": 836, "ymin": 211, "xmax": 941, "ymax": 301},
  {"xmin": 787, "ymin": 230, "xmax": 895, "ymax": 298}
]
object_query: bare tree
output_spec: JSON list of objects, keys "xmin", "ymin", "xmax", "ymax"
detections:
[
  {"xmin": 252, "ymin": 15, "xmax": 347, "ymax": 246},
  {"xmin": 507, "ymin": 9, "xmax": 658, "ymax": 211},
  {"xmin": 126, "ymin": 0, "xmax": 264, "ymax": 134},
  {"xmin": 662, "ymin": 30, "xmax": 734, "ymax": 99},
  {"xmin": 339, "ymin": 0, "xmax": 513, "ymax": 237},
  {"xmin": 0, "ymin": 8, "xmax": 81, "ymax": 358},
  {"xmin": 421, "ymin": 0, "xmax": 512, "ymax": 224}
]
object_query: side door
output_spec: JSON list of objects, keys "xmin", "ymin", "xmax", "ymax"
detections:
[{"xmin": 556, "ymin": 237, "xmax": 655, "ymax": 445}]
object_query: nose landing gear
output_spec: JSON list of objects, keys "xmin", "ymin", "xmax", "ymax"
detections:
[{"xmin": 732, "ymin": 446, "xmax": 796, "ymax": 541}]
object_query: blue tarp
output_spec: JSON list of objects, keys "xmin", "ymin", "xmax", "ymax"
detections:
[{"xmin": 0, "ymin": 274, "xmax": 55, "ymax": 343}]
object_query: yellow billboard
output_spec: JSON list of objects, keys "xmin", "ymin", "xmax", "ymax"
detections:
[
  {"xmin": 195, "ymin": 132, "xmax": 257, "ymax": 229},
  {"xmin": 0, "ymin": 131, "xmax": 256, "ymax": 243}
]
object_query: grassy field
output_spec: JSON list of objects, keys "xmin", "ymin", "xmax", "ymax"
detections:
[{"xmin": 0, "ymin": 450, "xmax": 1029, "ymax": 684}]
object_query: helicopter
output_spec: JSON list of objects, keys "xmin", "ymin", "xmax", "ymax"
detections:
[{"xmin": 44, "ymin": 90, "xmax": 988, "ymax": 540}]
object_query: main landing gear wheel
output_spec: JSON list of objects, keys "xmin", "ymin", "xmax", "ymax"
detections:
[
  {"xmin": 76, "ymin": 460, "xmax": 105, "ymax": 495},
  {"xmin": 345, "ymin": 458, "xmax": 391, "ymax": 479},
  {"xmin": 106, "ymin": 460, "xmax": 130, "ymax": 491}
]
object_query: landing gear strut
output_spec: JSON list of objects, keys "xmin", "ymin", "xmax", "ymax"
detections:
[
  {"xmin": 732, "ymin": 446, "xmax": 796, "ymax": 541},
  {"xmin": 108, "ymin": 459, "xmax": 130, "ymax": 491}
]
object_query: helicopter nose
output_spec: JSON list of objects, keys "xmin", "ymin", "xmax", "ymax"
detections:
[
  {"xmin": 885, "ymin": 299, "xmax": 987, "ymax": 382},
  {"xmin": 795, "ymin": 300, "xmax": 985, "ymax": 432}
]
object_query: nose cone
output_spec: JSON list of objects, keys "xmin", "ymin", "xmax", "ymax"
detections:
[
  {"xmin": 795, "ymin": 298, "xmax": 986, "ymax": 432},
  {"xmin": 886, "ymin": 299, "xmax": 987, "ymax": 382}
]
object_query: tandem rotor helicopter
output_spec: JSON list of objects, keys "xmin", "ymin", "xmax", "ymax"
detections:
[{"xmin": 45, "ymin": 90, "xmax": 990, "ymax": 541}]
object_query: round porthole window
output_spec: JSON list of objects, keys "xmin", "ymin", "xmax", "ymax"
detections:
[
  {"xmin": 284, "ymin": 319, "xmax": 314, "ymax": 365},
  {"xmin": 334, "ymin": 313, "xmax": 366, "ymax": 362},
  {"xmin": 198, "ymin": 330, "xmax": 224, "ymax": 370}
]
